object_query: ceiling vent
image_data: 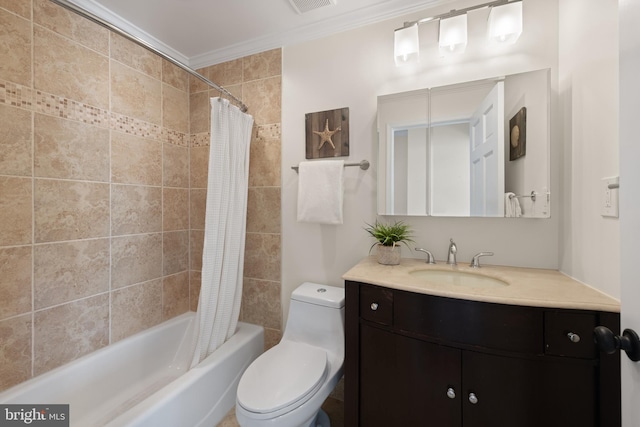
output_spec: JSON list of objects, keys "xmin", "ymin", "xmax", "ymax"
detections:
[{"xmin": 288, "ymin": 0, "xmax": 336, "ymax": 14}]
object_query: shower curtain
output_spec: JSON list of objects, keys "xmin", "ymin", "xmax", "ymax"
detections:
[{"xmin": 189, "ymin": 98, "xmax": 254, "ymax": 368}]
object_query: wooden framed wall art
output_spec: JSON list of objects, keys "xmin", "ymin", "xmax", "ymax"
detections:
[
  {"xmin": 509, "ymin": 107, "xmax": 527, "ymax": 161},
  {"xmin": 305, "ymin": 107, "xmax": 349, "ymax": 159}
]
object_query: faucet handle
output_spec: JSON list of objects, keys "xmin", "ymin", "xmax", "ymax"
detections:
[
  {"xmin": 470, "ymin": 252, "xmax": 494, "ymax": 268},
  {"xmin": 415, "ymin": 248, "xmax": 436, "ymax": 264}
]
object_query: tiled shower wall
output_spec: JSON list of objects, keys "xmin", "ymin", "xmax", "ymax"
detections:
[{"xmin": 0, "ymin": 0, "xmax": 283, "ymax": 393}]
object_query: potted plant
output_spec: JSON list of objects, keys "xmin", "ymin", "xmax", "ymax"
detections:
[{"xmin": 365, "ymin": 220, "xmax": 414, "ymax": 265}]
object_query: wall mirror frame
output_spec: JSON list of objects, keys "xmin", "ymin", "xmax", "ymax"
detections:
[{"xmin": 377, "ymin": 68, "xmax": 551, "ymax": 218}]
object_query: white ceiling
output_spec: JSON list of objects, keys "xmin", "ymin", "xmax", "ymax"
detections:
[{"xmin": 71, "ymin": 0, "xmax": 445, "ymax": 68}]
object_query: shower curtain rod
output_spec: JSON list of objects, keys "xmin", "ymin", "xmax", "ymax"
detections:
[{"xmin": 49, "ymin": 0, "xmax": 249, "ymax": 113}]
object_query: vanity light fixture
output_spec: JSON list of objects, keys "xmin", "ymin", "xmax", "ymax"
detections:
[
  {"xmin": 488, "ymin": 1, "xmax": 523, "ymax": 43},
  {"xmin": 394, "ymin": 23, "xmax": 420, "ymax": 65},
  {"xmin": 393, "ymin": 0, "xmax": 523, "ymax": 66},
  {"xmin": 439, "ymin": 13, "xmax": 468, "ymax": 55}
]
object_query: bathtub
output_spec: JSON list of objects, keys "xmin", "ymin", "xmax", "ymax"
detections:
[{"xmin": 0, "ymin": 312, "xmax": 264, "ymax": 427}]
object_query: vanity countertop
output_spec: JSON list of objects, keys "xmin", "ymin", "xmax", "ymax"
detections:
[{"xmin": 343, "ymin": 256, "xmax": 620, "ymax": 313}]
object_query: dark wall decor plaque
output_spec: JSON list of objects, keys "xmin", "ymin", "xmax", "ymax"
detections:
[
  {"xmin": 305, "ymin": 107, "xmax": 349, "ymax": 159},
  {"xmin": 509, "ymin": 107, "xmax": 527, "ymax": 161}
]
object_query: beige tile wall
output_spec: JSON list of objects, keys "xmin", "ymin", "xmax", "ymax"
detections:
[
  {"xmin": 190, "ymin": 49, "xmax": 283, "ymax": 349},
  {"xmin": 0, "ymin": 0, "xmax": 192, "ymax": 391},
  {"xmin": 0, "ymin": 0, "xmax": 282, "ymax": 394}
]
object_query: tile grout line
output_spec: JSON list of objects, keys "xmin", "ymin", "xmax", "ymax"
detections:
[{"xmin": 30, "ymin": 0, "xmax": 36, "ymax": 378}]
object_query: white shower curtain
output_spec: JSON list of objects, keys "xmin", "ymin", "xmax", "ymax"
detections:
[{"xmin": 189, "ymin": 98, "xmax": 254, "ymax": 368}]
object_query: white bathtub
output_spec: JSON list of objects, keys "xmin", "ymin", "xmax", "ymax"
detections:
[{"xmin": 0, "ymin": 312, "xmax": 264, "ymax": 427}]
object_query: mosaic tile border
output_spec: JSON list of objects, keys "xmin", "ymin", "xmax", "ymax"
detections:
[
  {"xmin": 0, "ymin": 78, "xmax": 188, "ymax": 146},
  {"xmin": 1, "ymin": 78, "xmax": 276, "ymax": 151},
  {"xmin": 256, "ymin": 123, "xmax": 281, "ymax": 141},
  {"xmin": 190, "ymin": 133, "xmax": 210, "ymax": 148},
  {"xmin": 110, "ymin": 112, "xmax": 162, "ymax": 140},
  {"xmin": 189, "ymin": 123, "xmax": 280, "ymax": 149},
  {"xmin": 0, "ymin": 81, "xmax": 32, "ymax": 110},
  {"xmin": 165, "ymin": 129, "xmax": 188, "ymax": 147},
  {"xmin": 36, "ymin": 91, "xmax": 110, "ymax": 128}
]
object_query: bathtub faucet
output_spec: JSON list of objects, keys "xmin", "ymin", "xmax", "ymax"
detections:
[{"xmin": 447, "ymin": 238, "xmax": 457, "ymax": 265}]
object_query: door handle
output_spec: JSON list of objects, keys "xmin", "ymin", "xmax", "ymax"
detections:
[{"xmin": 593, "ymin": 326, "xmax": 640, "ymax": 362}]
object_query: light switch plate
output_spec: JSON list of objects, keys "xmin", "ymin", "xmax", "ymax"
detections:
[{"xmin": 601, "ymin": 176, "xmax": 619, "ymax": 218}]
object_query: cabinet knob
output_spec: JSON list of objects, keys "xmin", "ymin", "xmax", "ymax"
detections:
[
  {"xmin": 567, "ymin": 332, "xmax": 581, "ymax": 343},
  {"xmin": 370, "ymin": 302, "xmax": 379, "ymax": 311},
  {"xmin": 446, "ymin": 388, "xmax": 456, "ymax": 399},
  {"xmin": 468, "ymin": 393, "xmax": 478, "ymax": 404}
]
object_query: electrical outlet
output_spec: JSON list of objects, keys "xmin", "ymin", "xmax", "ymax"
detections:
[{"xmin": 601, "ymin": 176, "xmax": 619, "ymax": 218}]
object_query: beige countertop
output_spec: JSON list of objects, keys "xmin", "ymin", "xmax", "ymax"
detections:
[{"xmin": 343, "ymin": 256, "xmax": 620, "ymax": 313}]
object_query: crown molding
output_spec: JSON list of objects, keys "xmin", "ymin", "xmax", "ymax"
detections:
[
  {"xmin": 191, "ymin": 1, "xmax": 444, "ymax": 68},
  {"xmin": 67, "ymin": 0, "xmax": 446, "ymax": 69}
]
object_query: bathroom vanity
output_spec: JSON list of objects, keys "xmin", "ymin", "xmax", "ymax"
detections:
[{"xmin": 343, "ymin": 257, "xmax": 621, "ymax": 427}]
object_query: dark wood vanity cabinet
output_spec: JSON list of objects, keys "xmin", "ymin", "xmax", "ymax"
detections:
[{"xmin": 345, "ymin": 281, "xmax": 621, "ymax": 427}]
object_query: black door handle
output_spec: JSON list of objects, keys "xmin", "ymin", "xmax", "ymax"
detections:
[{"xmin": 593, "ymin": 326, "xmax": 640, "ymax": 362}]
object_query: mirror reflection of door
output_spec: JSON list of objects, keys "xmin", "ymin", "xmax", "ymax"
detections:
[
  {"xmin": 429, "ymin": 78, "xmax": 501, "ymax": 217},
  {"xmin": 470, "ymin": 82, "xmax": 505, "ymax": 216}
]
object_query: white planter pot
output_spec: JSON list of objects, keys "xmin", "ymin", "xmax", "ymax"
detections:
[{"xmin": 376, "ymin": 244, "xmax": 401, "ymax": 265}]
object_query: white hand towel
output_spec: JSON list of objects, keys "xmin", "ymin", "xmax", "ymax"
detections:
[
  {"xmin": 513, "ymin": 196, "xmax": 522, "ymax": 217},
  {"xmin": 297, "ymin": 160, "xmax": 344, "ymax": 225},
  {"xmin": 505, "ymin": 193, "xmax": 515, "ymax": 217},
  {"xmin": 505, "ymin": 193, "xmax": 522, "ymax": 218}
]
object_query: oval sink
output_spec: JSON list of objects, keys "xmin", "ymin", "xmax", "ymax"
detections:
[{"xmin": 409, "ymin": 269, "xmax": 509, "ymax": 288}]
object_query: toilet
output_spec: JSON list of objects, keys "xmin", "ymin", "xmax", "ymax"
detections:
[{"xmin": 236, "ymin": 282, "xmax": 345, "ymax": 427}]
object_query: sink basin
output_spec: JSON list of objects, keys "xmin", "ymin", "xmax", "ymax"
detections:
[{"xmin": 409, "ymin": 269, "xmax": 509, "ymax": 288}]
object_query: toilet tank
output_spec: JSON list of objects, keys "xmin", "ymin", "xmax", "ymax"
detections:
[
  {"xmin": 291, "ymin": 282, "xmax": 344, "ymax": 308},
  {"xmin": 282, "ymin": 283, "xmax": 345, "ymax": 355}
]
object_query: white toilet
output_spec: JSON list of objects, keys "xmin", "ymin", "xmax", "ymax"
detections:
[{"xmin": 235, "ymin": 282, "xmax": 345, "ymax": 427}]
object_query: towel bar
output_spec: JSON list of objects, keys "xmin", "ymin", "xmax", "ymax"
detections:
[
  {"xmin": 508, "ymin": 191, "xmax": 552, "ymax": 203},
  {"xmin": 291, "ymin": 160, "xmax": 370, "ymax": 173},
  {"xmin": 509, "ymin": 191, "xmax": 538, "ymax": 202}
]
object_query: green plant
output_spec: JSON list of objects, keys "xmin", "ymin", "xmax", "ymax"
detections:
[{"xmin": 364, "ymin": 220, "xmax": 414, "ymax": 251}]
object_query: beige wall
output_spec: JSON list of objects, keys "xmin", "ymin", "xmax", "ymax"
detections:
[{"xmin": 0, "ymin": 0, "xmax": 283, "ymax": 393}]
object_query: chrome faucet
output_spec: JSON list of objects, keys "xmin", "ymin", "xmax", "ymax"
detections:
[
  {"xmin": 470, "ymin": 252, "xmax": 494, "ymax": 268},
  {"xmin": 415, "ymin": 248, "xmax": 436, "ymax": 264},
  {"xmin": 447, "ymin": 238, "xmax": 457, "ymax": 265}
]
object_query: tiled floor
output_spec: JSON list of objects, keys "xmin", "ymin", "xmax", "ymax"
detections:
[{"xmin": 217, "ymin": 397, "xmax": 344, "ymax": 427}]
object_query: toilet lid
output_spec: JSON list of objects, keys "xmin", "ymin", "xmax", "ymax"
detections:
[{"xmin": 237, "ymin": 341, "xmax": 328, "ymax": 414}]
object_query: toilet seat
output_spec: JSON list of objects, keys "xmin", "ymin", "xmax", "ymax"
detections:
[{"xmin": 237, "ymin": 340, "xmax": 328, "ymax": 416}]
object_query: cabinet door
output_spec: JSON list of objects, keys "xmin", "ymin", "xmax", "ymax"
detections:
[
  {"xmin": 359, "ymin": 323, "xmax": 462, "ymax": 427},
  {"xmin": 462, "ymin": 351, "xmax": 596, "ymax": 427}
]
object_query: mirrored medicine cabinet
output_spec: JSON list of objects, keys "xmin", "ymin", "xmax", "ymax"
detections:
[{"xmin": 377, "ymin": 68, "xmax": 550, "ymax": 218}]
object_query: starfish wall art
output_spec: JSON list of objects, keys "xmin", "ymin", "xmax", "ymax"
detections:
[{"xmin": 305, "ymin": 107, "xmax": 349, "ymax": 159}]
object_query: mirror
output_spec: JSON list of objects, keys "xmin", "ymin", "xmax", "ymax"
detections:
[{"xmin": 377, "ymin": 69, "xmax": 550, "ymax": 218}]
